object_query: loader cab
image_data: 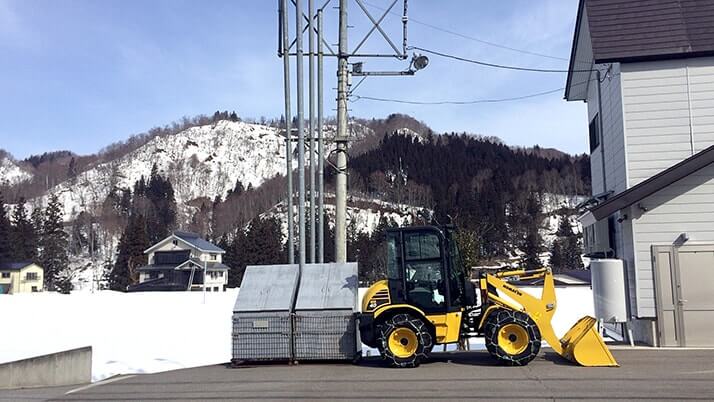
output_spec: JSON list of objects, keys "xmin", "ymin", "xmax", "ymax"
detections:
[{"xmin": 385, "ymin": 226, "xmax": 474, "ymax": 314}]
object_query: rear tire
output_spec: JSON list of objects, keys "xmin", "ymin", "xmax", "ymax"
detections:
[
  {"xmin": 377, "ymin": 313, "xmax": 433, "ymax": 368},
  {"xmin": 484, "ymin": 309, "xmax": 541, "ymax": 366}
]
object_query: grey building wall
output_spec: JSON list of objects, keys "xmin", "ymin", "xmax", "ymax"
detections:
[
  {"xmin": 621, "ymin": 57, "xmax": 714, "ymax": 318},
  {"xmin": 621, "ymin": 57, "xmax": 714, "ymax": 187},
  {"xmin": 628, "ymin": 163, "xmax": 714, "ymax": 318}
]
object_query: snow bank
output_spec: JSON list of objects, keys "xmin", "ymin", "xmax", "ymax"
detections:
[
  {"xmin": 0, "ymin": 286, "xmax": 593, "ymax": 381},
  {"xmin": 0, "ymin": 290, "xmax": 238, "ymax": 381}
]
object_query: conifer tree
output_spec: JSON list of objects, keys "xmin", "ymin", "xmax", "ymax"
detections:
[
  {"xmin": 10, "ymin": 197, "xmax": 37, "ymax": 262},
  {"xmin": 109, "ymin": 213, "xmax": 149, "ymax": 291},
  {"xmin": 0, "ymin": 192, "xmax": 11, "ymax": 263},
  {"xmin": 550, "ymin": 215, "xmax": 584, "ymax": 272},
  {"xmin": 40, "ymin": 195, "xmax": 71, "ymax": 293}
]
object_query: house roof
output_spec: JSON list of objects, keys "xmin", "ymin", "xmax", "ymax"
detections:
[
  {"xmin": 580, "ymin": 145, "xmax": 714, "ymax": 226},
  {"xmin": 175, "ymin": 259, "xmax": 230, "ymax": 271},
  {"xmin": 138, "ymin": 261, "xmax": 230, "ymax": 271},
  {"xmin": 173, "ymin": 231, "xmax": 225, "ymax": 253},
  {"xmin": 585, "ymin": 0, "xmax": 714, "ymax": 63},
  {"xmin": 0, "ymin": 262, "xmax": 35, "ymax": 271},
  {"xmin": 144, "ymin": 231, "xmax": 225, "ymax": 254},
  {"xmin": 566, "ymin": 0, "xmax": 714, "ymax": 100}
]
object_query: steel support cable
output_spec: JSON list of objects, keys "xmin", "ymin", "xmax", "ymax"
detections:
[
  {"xmin": 408, "ymin": 46, "xmax": 596, "ymax": 73},
  {"xmin": 350, "ymin": 74, "xmax": 618, "ymax": 105}
]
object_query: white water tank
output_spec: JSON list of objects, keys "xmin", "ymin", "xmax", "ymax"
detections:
[{"xmin": 590, "ymin": 259, "xmax": 628, "ymax": 323}]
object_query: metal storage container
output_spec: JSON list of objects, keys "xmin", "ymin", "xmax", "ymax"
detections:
[
  {"xmin": 590, "ymin": 259, "xmax": 627, "ymax": 323},
  {"xmin": 232, "ymin": 264, "xmax": 299, "ymax": 362},
  {"xmin": 294, "ymin": 263, "xmax": 360, "ymax": 360}
]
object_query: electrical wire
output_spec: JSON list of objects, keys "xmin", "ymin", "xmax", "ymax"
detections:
[
  {"xmin": 352, "ymin": 87, "xmax": 565, "ymax": 105},
  {"xmin": 409, "ymin": 46, "xmax": 594, "ymax": 74},
  {"xmin": 361, "ymin": 0, "xmax": 570, "ymax": 62},
  {"xmin": 350, "ymin": 74, "xmax": 614, "ymax": 106}
]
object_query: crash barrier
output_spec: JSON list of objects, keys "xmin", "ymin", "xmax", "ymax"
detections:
[{"xmin": 0, "ymin": 346, "xmax": 92, "ymax": 389}]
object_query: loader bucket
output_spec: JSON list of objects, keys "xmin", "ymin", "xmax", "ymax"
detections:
[{"xmin": 559, "ymin": 316, "xmax": 618, "ymax": 367}]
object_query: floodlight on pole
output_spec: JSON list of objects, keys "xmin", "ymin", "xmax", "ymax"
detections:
[{"xmin": 411, "ymin": 54, "xmax": 429, "ymax": 71}]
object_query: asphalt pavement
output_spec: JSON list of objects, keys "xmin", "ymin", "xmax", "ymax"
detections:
[{"xmin": 4, "ymin": 348, "xmax": 714, "ymax": 401}]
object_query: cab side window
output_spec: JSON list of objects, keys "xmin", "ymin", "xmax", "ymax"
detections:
[{"xmin": 403, "ymin": 232, "xmax": 446, "ymax": 311}]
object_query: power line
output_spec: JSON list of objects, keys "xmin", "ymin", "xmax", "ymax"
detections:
[
  {"xmin": 350, "ymin": 74, "xmax": 612, "ymax": 106},
  {"xmin": 352, "ymin": 87, "xmax": 564, "ymax": 105},
  {"xmin": 362, "ymin": 0, "xmax": 570, "ymax": 62},
  {"xmin": 410, "ymin": 46, "xmax": 594, "ymax": 73}
]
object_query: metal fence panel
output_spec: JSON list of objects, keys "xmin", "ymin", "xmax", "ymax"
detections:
[
  {"xmin": 232, "ymin": 312, "xmax": 292, "ymax": 361},
  {"xmin": 294, "ymin": 311, "xmax": 358, "ymax": 360}
]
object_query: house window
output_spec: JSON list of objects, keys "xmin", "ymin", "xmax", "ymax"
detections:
[
  {"xmin": 149, "ymin": 272, "xmax": 159, "ymax": 279},
  {"xmin": 210, "ymin": 254, "xmax": 217, "ymax": 261},
  {"xmin": 172, "ymin": 240, "xmax": 178, "ymax": 246},
  {"xmin": 1, "ymin": 272, "xmax": 9, "ymax": 279},
  {"xmin": 25, "ymin": 272, "xmax": 38, "ymax": 281},
  {"xmin": 219, "ymin": 271, "xmax": 223, "ymax": 277},
  {"xmin": 213, "ymin": 287, "xmax": 219, "ymax": 292},
  {"xmin": 589, "ymin": 114, "xmax": 600, "ymax": 152},
  {"xmin": 31, "ymin": 286, "xmax": 38, "ymax": 292}
]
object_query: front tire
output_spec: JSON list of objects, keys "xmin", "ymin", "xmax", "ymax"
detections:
[
  {"xmin": 484, "ymin": 309, "xmax": 541, "ymax": 366},
  {"xmin": 377, "ymin": 313, "xmax": 433, "ymax": 368}
]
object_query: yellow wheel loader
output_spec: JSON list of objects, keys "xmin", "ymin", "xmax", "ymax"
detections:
[{"xmin": 359, "ymin": 225, "xmax": 618, "ymax": 368}]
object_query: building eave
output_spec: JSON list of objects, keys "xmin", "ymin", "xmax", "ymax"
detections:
[
  {"xmin": 581, "ymin": 145, "xmax": 714, "ymax": 224},
  {"xmin": 564, "ymin": 0, "xmax": 586, "ymax": 101}
]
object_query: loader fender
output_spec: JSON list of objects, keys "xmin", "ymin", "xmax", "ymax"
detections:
[{"xmin": 373, "ymin": 305, "xmax": 434, "ymax": 342}]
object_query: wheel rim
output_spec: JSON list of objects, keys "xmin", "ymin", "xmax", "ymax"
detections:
[
  {"xmin": 498, "ymin": 323, "xmax": 529, "ymax": 355},
  {"xmin": 388, "ymin": 327, "xmax": 418, "ymax": 358}
]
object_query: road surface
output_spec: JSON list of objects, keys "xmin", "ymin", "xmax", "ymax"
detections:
[{"xmin": 3, "ymin": 348, "xmax": 714, "ymax": 401}]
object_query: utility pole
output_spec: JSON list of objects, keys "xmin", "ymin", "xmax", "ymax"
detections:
[
  {"xmin": 295, "ymin": 0, "xmax": 307, "ymax": 268},
  {"xmin": 335, "ymin": 0, "xmax": 349, "ymax": 263},
  {"xmin": 308, "ymin": 0, "xmax": 316, "ymax": 263},
  {"xmin": 280, "ymin": 0, "xmax": 418, "ymax": 265},
  {"xmin": 317, "ymin": 8, "xmax": 325, "ymax": 263},
  {"xmin": 280, "ymin": 0, "xmax": 294, "ymax": 264}
]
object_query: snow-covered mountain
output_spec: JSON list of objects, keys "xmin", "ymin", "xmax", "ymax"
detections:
[
  {"xmin": 29, "ymin": 120, "xmax": 381, "ymax": 221},
  {"xmin": 32, "ymin": 121, "xmax": 301, "ymax": 220},
  {"xmin": 0, "ymin": 154, "xmax": 32, "ymax": 186}
]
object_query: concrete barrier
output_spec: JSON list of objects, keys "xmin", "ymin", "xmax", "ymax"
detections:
[{"xmin": 0, "ymin": 347, "xmax": 92, "ymax": 389}]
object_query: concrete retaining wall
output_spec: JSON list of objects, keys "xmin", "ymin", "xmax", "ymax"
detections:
[{"xmin": 0, "ymin": 347, "xmax": 92, "ymax": 389}]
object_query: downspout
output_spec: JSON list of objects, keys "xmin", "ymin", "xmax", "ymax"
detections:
[{"xmin": 596, "ymin": 69, "xmax": 607, "ymax": 194}]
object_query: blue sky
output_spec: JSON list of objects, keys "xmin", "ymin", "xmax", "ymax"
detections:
[{"xmin": 0, "ymin": 0, "xmax": 587, "ymax": 159}]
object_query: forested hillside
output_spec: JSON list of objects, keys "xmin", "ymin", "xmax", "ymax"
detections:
[{"xmin": 0, "ymin": 113, "xmax": 590, "ymax": 290}]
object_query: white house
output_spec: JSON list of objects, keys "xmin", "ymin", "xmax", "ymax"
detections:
[
  {"xmin": 565, "ymin": 0, "xmax": 714, "ymax": 346},
  {"xmin": 0, "ymin": 262, "xmax": 44, "ymax": 294},
  {"xmin": 128, "ymin": 231, "xmax": 230, "ymax": 292}
]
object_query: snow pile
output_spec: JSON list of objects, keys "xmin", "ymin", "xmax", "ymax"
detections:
[
  {"xmin": 0, "ymin": 155, "xmax": 32, "ymax": 186},
  {"xmin": 0, "ymin": 285, "xmax": 594, "ymax": 381},
  {"xmin": 0, "ymin": 290, "xmax": 237, "ymax": 381}
]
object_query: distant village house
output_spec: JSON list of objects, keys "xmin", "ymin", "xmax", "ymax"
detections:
[
  {"xmin": 0, "ymin": 262, "xmax": 44, "ymax": 294},
  {"xmin": 127, "ymin": 231, "xmax": 230, "ymax": 292}
]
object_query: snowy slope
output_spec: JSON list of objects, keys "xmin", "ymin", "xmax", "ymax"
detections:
[
  {"xmin": 0, "ymin": 155, "xmax": 32, "ymax": 186},
  {"xmin": 34, "ymin": 121, "xmax": 298, "ymax": 220},
  {"xmin": 264, "ymin": 193, "xmax": 432, "ymax": 240},
  {"xmin": 31, "ymin": 120, "xmax": 378, "ymax": 221}
]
